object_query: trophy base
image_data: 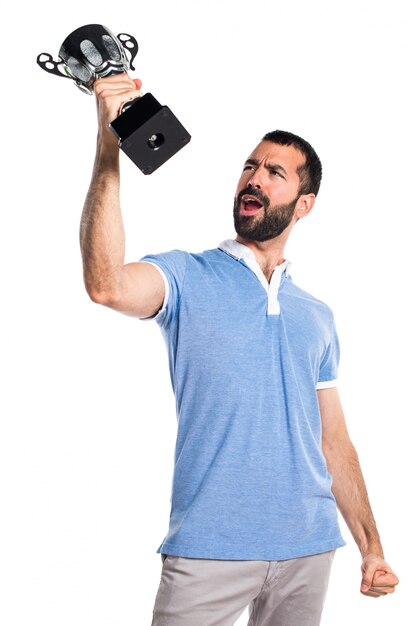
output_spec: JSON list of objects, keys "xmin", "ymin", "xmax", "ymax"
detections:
[{"xmin": 110, "ymin": 93, "xmax": 191, "ymax": 174}]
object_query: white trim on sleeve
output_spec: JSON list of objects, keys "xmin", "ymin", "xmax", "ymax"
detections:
[
  {"xmin": 139, "ymin": 261, "xmax": 169, "ymax": 321},
  {"xmin": 316, "ymin": 380, "xmax": 338, "ymax": 390}
]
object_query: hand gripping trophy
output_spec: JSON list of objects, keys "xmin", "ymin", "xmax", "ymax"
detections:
[{"xmin": 37, "ymin": 24, "xmax": 191, "ymax": 174}]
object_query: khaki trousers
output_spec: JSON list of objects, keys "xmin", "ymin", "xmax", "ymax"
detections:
[{"xmin": 151, "ymin": 550, "xmax": 335, "ymax": 626}]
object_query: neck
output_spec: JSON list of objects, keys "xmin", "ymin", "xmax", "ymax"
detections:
[{"xmin": 235, "ymin": 233, "xmax": 289, "ymax": 282}]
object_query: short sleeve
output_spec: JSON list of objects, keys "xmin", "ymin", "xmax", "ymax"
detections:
[
  {"xmin": 316, "ymin": 315, "xmax": 340, "ymax": 390},
  {"xmin": 139, "ymin": 250, "xmax": 188, "ymax": 328}
]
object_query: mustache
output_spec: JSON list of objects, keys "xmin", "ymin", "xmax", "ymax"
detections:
[{"xmin": 237, "ymin": 187, "xmax": 270, "ymax": 208}]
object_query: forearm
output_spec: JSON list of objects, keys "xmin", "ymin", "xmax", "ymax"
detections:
[
  {"xmin": 80, "ymin": 73, "xmax": 143, "ymax": 303},
  {"xmin": 80, "ymin": 140, "xmax": 125, "ymax": 302},
  {"xmin": 324, "ymin": 439, "xmax": 383, "ymax": 558}
]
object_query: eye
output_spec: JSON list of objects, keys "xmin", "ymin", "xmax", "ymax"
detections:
[
  {"xmin": 243, "ymin": 165, "xmax": 255, "ymax": 172},
  {"xmin": 270, "ymin": 169, "xmax": 284, "ymax": 178}
]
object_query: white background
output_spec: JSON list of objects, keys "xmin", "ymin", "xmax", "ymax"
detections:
[{"xmin": 1, "ymin": 0, "xmax": 416, "ymax": 624}]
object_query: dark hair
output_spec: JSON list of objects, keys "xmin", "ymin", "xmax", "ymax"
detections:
[{"xmin": 262, "ymin": 130, "xmax": 322, "ymax": 196}]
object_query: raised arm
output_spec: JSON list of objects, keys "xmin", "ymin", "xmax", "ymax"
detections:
[
  {"xmin": 80, "ymin": 73, "xmax": 165, "ymax": 318},
  {"xmin": 318, "ymin": 387, "xmax": 399, "ymax": 597}
]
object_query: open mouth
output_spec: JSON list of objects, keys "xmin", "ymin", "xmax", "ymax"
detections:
[{"xmin": 240, "ymin": 194, "xmax": 264, "ymax": 215}]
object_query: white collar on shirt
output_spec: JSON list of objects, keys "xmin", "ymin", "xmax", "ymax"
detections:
[
  {"xmin": 218, "ymin": 239, "xmax": 290, "ymax": 272},
  {"xmin": 218, "ymin": 239, "xmax": 291, "ymax": 315}
]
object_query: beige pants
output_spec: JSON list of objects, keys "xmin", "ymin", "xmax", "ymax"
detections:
[{"xmin": 151, "ymin": 550, "xmax": 336, "ymax": 626}]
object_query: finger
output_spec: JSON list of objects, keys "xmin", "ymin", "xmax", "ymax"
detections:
[
  {"xmin": 372, "ymin": 571, "xmax": 399, "ymax": 588},
  {"xmin": 362, "ymin": 582, "xmax": 397, "ymax": 596},
  {"xmin": 98, "ymin": 87, "xmax": 141, "ymax": 98},
  {"xmin": 94, "ymin": 82, "xmax": 136, "ymax": 97},
  {"xmin": 362, "ymin": 581, "xmax": 397, "ymax": 597},
  {"xmin": 96, "ymin": 82, "xmax": 136, "ymax": 94},
  {"xmin": 94, "ymin": 76, "xmax": 136, "ymax": 95},
  {"xmin": 97, "ymin": 72, "xmax": 133, "ymax": 83},
  {"xmin": 361, "ymin": 570, "xmax": 374, "ymax": 593},
  {"xmin": 97, "ymin": 89, "xmax": 142, "ymax": 108},
  {"xmin": 95, "ymin": 88, "xmax": 142, "ymax": 128},
  {"xmin": 370, "ymin": 585, "xmax": 396, "ymax": 594},
  {"xmin": 362, "ymin": 590, "xmax": 385, "ymax": 598},
  {"xmin": 373, "ymin": 571, "xmax": 399, "ymax": 582}
]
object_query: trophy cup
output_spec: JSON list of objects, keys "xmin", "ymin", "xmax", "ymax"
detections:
[{"xmin": 37, "ymin": 24, "xmax": 191, "ymax": 174}]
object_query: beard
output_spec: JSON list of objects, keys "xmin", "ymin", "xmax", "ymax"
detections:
[{"xmin": 233, "ymin": 187, "xmax": 299, "ymax": 242}]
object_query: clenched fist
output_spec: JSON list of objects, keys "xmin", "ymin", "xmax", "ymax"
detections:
[
  {"xmin": 360, "ymin": 554, "xmax": 399, "ymax": 597},
  {"xmin": 94, "ymin": 73, "xmax": 142, "ymax": 146}
]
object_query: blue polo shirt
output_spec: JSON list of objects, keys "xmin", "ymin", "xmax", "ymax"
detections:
[{"xmin": 141, "ymin": 239, "xmax": 345, "ymax": 560}]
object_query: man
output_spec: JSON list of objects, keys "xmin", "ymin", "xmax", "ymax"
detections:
[{"xmin": 80, "ymin": 73, "xmax": 399, "ymax": 626}]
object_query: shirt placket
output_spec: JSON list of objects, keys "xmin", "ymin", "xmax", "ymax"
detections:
[{"xmin": 243, "ymin": 258, "xmax": 285, "ymax": 317}]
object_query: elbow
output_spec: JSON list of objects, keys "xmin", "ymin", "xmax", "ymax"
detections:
[
  {"xmin": 87, "ymin": 289, "xmax": 112, "ymax": 306},
  {"xmin": 83, "ymin": 267, "xmax": 125, "ymax": 309},
  {"xmin": 85, "ymin": 283, "xmax": 121, "ymax": 308}
]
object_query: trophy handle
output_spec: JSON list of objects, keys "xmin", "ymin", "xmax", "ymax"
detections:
[
  {"xmin": 36, "ymin": 53, "xmax": 72, "ymax": 79},
  {"xmin": 117, "ymin": 33, "xmax": 138, "ymax": 71}
]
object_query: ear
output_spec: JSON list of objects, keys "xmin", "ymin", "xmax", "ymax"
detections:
[{"xmin": 295, "ymin": 194, "xmax": 315, "ymax": 220}]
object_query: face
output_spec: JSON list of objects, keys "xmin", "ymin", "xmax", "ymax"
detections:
[{"xmin": 234, "ymin": 141, "xmax": 308, "ymax": 242}]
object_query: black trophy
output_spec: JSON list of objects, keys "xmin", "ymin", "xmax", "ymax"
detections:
[{"xmin": 37, "ymin": 24, "xmax": 191, "ymax": 174}]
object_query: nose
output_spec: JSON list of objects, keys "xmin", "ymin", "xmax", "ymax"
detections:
[{"xmin": 247, "ymin": 168, "xmax": 263, "ymax": 189}]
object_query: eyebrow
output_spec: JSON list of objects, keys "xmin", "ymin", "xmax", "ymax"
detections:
[
  {"xmin": 245, "ymin": 159, "xmax": 260, "ymax": 167},
  {"xmin": 244, "ymin": 159, "xmax": 288, "ymax": 177}
]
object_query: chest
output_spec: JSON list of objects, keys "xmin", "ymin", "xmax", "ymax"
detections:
[{"xmin": 174, "ymin": 264, "xmax": 329, "ymax": 373}]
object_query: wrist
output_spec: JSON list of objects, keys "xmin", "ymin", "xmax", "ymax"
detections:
[{"xmin": 360, "ymin": 543, "xmax": 384, "ymax": 560}]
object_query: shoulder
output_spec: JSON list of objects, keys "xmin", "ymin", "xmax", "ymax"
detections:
[
  {"xmin": 142, "ymin": 247, "xmax": 221, "ymax": 263},
  {"xmin": 188, "ymin": 247, "xmax": 229, "ymax": 266},
  {"xmin": 141, "ymin": 248, "xmax": 189, "ymax": 264},
  {"xmin": 140, "ymin": 247, "xmax": 228, "ymax": 279}
]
